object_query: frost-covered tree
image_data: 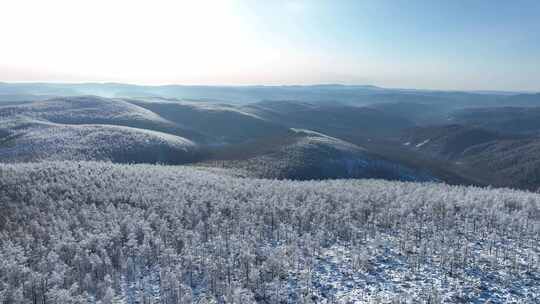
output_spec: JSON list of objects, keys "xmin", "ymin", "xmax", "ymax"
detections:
[{"xmin": 0, "ymin": 161, "xmax": 539, "ymax": 303}]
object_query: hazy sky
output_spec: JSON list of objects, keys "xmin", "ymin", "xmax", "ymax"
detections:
[{"xmin": 1, "ymin": 0, "xmax": 539, "ymax": 91}]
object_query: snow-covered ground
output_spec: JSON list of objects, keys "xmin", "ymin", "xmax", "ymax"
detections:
[
  {"xmin": 290, "ymin": 128, "xmax": 367, "ymax": 153},
  {"xmin": 0, "ymin": 96, "xmax": 173, "ymax": 126},
  {"xmin": 415, "ymin": 139, "xmax": 431, "ymax": 148},
  {"xmin": 0, "ymin": 118, "xmax": 197, "ymax": 163},
  {"xmin": 295, "ymin": 240, "xmax": 539, "ymax": 303},
  {"xmin": 0, "ymin": 162, "xmax": 539, "ymax": 303},
  {"xmin": 138, "ymin": 98, "xmax": 270, "ymax": 121}
]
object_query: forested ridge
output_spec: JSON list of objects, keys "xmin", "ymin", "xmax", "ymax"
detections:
[{"xmin": 1, "ymin": 162, "xmax": 540, "ymax": 303}]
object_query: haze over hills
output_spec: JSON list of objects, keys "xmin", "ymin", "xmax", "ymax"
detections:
[
  {"xmin": 451, "ymin": 106, "xmax": 540, "ymax": 135},
  {"xmin": 1, "ymin": 82, "xmax": 540, "ymax": 190},
  {"xmin": 243, "ymin": 100, "xmax": 415, "ymax": 138},
  {"xmin": 0, "ymin": 95, "xmax": 204, "ymax": 140},
  {"xmin": 129, "ymin": 98, "xmax": 290, "ymax": 144},
  {"xmin": 1, "ymin": 82, "xmax": 536, "ymax": 105},
  {"xmin": 400, "ymin": 124, "xmax": 509, "ymax": 160}
]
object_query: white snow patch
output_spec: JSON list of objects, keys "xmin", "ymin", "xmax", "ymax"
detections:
[{"xmin": 415, "ymin": 139, "xmax": 431, "ymax": 148}]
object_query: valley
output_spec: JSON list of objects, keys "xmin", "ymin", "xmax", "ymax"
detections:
[{"xmin": 2, "ymin": 84, "xmax": 540, "ymax": 190}]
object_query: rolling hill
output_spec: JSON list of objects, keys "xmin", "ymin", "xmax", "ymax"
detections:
[
  {"xmin": 400, "ymin": 124, "xmax": 508, "ymax": 159},
  {"xmin": 243, "ymin": 100, "xmax": 415, "ymax": 138},
  {"xmin": 0, "ymin": 96, "xmax": 203, "ymax": 140},
  {"xmin": 368, "ymin": 102, "xmax": 455, "ymax": 125},
  {"xmin": 129, "ymin": 99, "xmax": 289, "ymax": 144},
  {"xmin": 0, "ymin": 117, "xmax": 199, "ymax": 163},
  {"xmin": 3, "ymin": 82, "xmax": 532, "ymax": 106},
  {"xmin": 460, "ymin": 138, "xmax": 540, "ymax": 190},
  {"xmin": 2, "ymin": 93, "xmax": 540, "ymax": 189},
  {"xmin": 0, "ymin": 96, "xmax": 433, "ymax": 182},
  {"xmin": 399, "ymin": 124, "xmax": 540, "ymax": 190},
  {"xmin": 451, "ymin": 106, "xmax": 540, "ymax": 135},
  {"xmin": 206, "ymin": 128, "xmax": 436, "ymax": 181}
]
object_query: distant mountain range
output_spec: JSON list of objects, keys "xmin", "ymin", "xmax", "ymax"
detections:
[{"xmin": 0, "ymin": 82, "xmax": 537, "ymax": 105}]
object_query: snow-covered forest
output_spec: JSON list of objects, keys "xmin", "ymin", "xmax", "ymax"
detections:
[
  {"xmin": 2, "ymin": 0, "xmax": 540, "ymax": 302},
  {"xmin": 1, "ymin": 161, "xmax": 539, "ymax": 303}
]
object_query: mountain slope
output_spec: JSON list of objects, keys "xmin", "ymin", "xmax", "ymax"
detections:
[
  {"xmin": 498, "ymin": 93, "xmax": 540, "ymax": 106},
  {"xmin": 400, "ymin": 124, "xmax": 507, "ymax": 159},
  {"xmin": 207, "ymin": 128, "xmax": 435, "ymax": 181},
  {"xmin": 243, "ymin": 100, "xmax": 415, "ymax": 138},
  {"xmin": 399, "ymin": 124, "xmax": 540, "ymax": 190},
  {"xmin": 129, "ymin": 99, "xmax": 289, "ymax": 144},
  {"xmin": 368, "ymin": 102, "xmax": 454, "ymax": 125},
  {"xmin": 452, "ymin": 106, "xmax": 540, "ymax": 135},
  {"xmin": 461, "ymin": 138, "xmax": 540, "ymax": 190},
  {"xmin": 0, "ymin": 118, "xmax": 199, "ymax": 163},
  {"xmin": 0, "ymin": 96, "xmax": 203, "ymax": 140}
]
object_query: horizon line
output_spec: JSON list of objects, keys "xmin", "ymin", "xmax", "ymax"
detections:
[{"xmin": 0, "ymin": 80, "xmax": 537, "ymax": 94}]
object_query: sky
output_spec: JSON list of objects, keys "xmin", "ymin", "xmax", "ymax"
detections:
[{"xmin": 0, "ymin": 0, "xmax": 539, "ymax": 91}]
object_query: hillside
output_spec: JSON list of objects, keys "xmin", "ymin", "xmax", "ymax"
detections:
[
  {"xmin": 0, "ymin": 118, "xmax": 199, "ymax": 163},
  {"xmin": 0, "ymin": 96, "xmax": 444, "ymax": 184},
  {"xmin": 367, "ymin": 102, "xmax": 454, "ymax": 126},
  {"xmin": 399, "ymin": 124, "xmax": 540, "ymax": 190},
  {"xmin": 129, "ymin": 99, "xmax": 289, "ymax": 144},
  {"xmin": 1, "ymin": 161, "xmax": 539, "ymax": 303},
  {"xmin": 243, "ymin": 101, "xmax": 415, "ymax": 138},
  {"xmin": 0, "ymin": 96, "xmax": 203, "ymax": 140},
  {"xmin": 451, "ymin": 106, "xmax": 540, "ymax": 135},
  {"xmin": 400, "ymin": 124, "xmax": 507, "ymax": 159},
  {"xmin": 461, "ymin": 138, "xmax": 540, "ymax": 190},
  {"xmin": 3, "ymin": 95, "xmax": 540, "ymax": 189},
  {"xmin": 207, "ymin": 129, "xmax": 435, "ymax": 181},
  {"xmin": 498, "ymin": 93, "xmax": 540, "ymax": 107}
]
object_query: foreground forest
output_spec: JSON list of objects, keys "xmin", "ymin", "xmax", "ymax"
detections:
[{"xmin": 1, "ymin": 161, "xmax": 539, "ymax": 303}]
